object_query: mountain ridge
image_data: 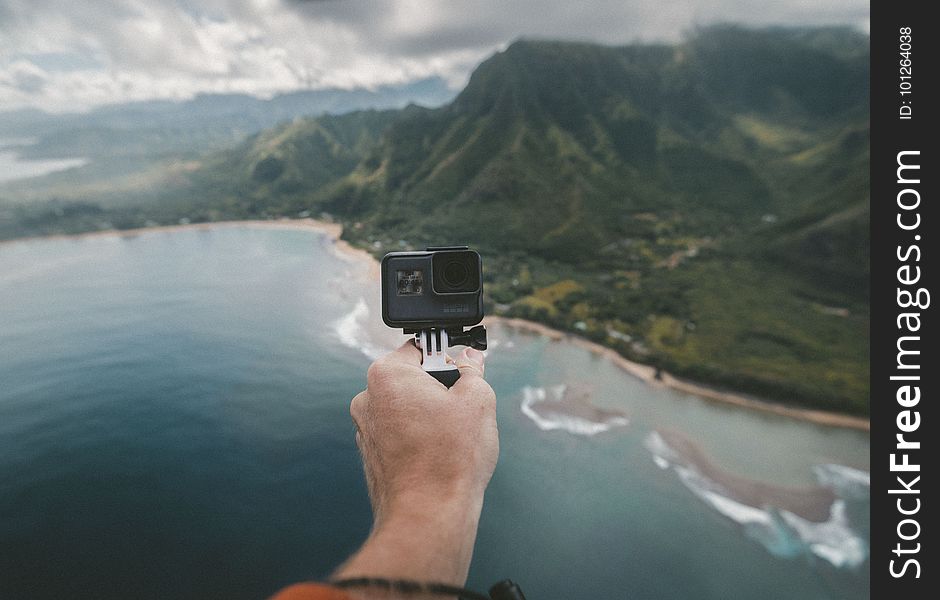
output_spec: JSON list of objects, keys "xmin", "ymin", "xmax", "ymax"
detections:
[{"xmin": 1, "ymin": 26, "xmax": 871, "ymax": 414}]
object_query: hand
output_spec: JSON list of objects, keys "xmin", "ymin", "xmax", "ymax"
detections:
[
  {"xmin": 334, "ymin": 341, "xmax": 498, "ymax": 586},
  {"xmin": 352, "ymin": 341, "xmax": 498, "ymax": 514}
]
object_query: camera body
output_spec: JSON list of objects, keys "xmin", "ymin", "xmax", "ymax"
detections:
[{"xmin": 381, "ymin": 246, "xmax": 484, "ymax": 332}]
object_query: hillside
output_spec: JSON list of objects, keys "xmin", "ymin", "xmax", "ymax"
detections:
[
  {"xmin": 2, "ymin": 26, "xmax": 870, "ymax": 415},
  {"xmin": 0, "ymin": 79, "xmax": 453, "ymax": 204}
]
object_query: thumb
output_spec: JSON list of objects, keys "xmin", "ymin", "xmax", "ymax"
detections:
[{"xmin": 453, "ymin": 347, "xmax": 485, "ymax": 379}]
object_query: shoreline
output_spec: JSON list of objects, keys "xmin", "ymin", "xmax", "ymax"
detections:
[
  {"xmin": 2, "ymin": 219, "xmax": 870, "ymax": 432},
  {"xmin": 0, "ymin": 218, "xmax": 343, "ymax": 246},
  {"xmin": 0, "ymin": 218, "xmax": 382, "ymax": 278},
  {"xmin": 488, "ymin": 317, "xmax": 869, "ymax": 432}
]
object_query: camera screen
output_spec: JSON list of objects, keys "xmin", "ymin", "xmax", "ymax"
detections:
[{"xmin": 396, "ymin": 269, "xmax": 424, "ymax": 296}]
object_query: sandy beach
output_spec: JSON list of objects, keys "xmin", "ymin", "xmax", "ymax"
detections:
[
  {"xmin": 0, "ymin": 218, "xmax": 342, "ymax": 246},
  {"xmin": 489, "ymin": 317, "xmax": 870, "ymax": 432},
  {"xmin": 2, "ymin": 219, "xmax": 870, "ymax": 432}
]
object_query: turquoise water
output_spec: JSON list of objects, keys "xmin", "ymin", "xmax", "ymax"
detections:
[{"xmin": 0, "ymin": 227, "xmax": 869, "ymax": 599}]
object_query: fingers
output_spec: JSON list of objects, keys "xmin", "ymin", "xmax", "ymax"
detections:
[
  {"xmin": 383, "ymin": 339, "xmax": 423, "ymax": 367},
  {"xmin": 452, "ymin": 348, "xmax": 495, "ymax": 403},
  {"xmin": 453, "ymin": 347, "xmax": 485, "ymax": 377},
  {"xmin": 367, "ymin": 340, "xmax": 423, "ymax": 388}
]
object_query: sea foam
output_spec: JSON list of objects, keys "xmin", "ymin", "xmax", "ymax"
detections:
[
  {"xmin": 813, "ymin": 463, "xmax": 870, "ymax": 499},
  {"xmin": 644, "ymin": 431, "xmax": 869, "ymax": 569},
  {"xmin": 520, "ymin": 385, "xmax": 629, "ymax": 436},
  {"xmin": 332, "ymin": 298, "xmax": 388, "ymax": 360}
]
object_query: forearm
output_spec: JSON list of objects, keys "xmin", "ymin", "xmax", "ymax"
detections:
[
  {"xmin": 333, "ymin": 488, "xmax": 485, "ymax": 585},
  {"xmin": 333, "ymin": 343, "xmax": 497, "ymax": 599}
]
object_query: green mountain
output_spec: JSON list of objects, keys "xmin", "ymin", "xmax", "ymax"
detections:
[
  {"xmin": 333, "ymin": 28, "xmax": 868, "ymax": 268},
  {"xmin": 0, "ymin": 79, "xmax": 453, "ymax": 204},
  {"xmin": 4, "ymin": 26, "xmax": 870, "ymax": 415}
]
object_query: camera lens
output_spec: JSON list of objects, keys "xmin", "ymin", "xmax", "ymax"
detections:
[
  {"xmin": 442, "ymin": 260, "xmax": 470, "ymax": 288},
  {"xmin": 432, "ymin": 250, "xmax": 480, "ymax": 294}
]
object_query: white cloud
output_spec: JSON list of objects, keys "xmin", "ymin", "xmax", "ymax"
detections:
[{"xmin": 0, "ymin": 0, "xmax": 869, "ymax": 113}]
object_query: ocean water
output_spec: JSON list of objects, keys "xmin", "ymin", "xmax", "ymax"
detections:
[
  {"xmin": 0, "ymin": 226, "xmax": 870, "ymax": 599},
  {"xmin": 0, "ymin": 139, "xmax": 88, "ymax": 183}
]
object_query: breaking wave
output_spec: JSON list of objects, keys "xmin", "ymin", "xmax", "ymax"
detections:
[
  {"xmin": 332, "ymin": 298, "xmax": 388, "ymax": 360},
  {"xmin": 813, "ymin": 463, "xmax": 870, "ymax": 499},
  {"xmin": 645, "ymin": 431, "xmax": 869, "ymax": 569},
  {"xmin": 520, "ymin": 385, "xmax": 629, "ymax": 436}
]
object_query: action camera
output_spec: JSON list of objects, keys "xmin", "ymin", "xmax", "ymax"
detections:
[
  {"xmin": 381, "ymin": 246, "xmax": 484, "ymax": 331},
  {"xmin": 381, "ymin": 246, "xmax": 487, "ymax": 388}
]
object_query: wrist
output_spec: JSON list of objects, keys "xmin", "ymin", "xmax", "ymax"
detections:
[
  {"xmin": 380, "ymin": 478, "xmax": 486, "ymax": 527},
  {"xmin": 337, "ymin": 483, "xmax": 486, "ymax": 585}
]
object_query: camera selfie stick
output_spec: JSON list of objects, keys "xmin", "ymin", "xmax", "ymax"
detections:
[{"xmin": 414, "ymin": 325, "xmax": 487, "ymax": 388}]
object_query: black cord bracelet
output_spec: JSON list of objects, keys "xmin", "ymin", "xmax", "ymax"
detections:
[{"xmin": 332, "ymin": 577, "xmax": 491, "ymax": 600}]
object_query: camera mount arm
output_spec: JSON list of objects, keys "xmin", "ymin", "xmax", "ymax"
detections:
[{"xmin": 413, "ymin": 325, "xmax": 487, "ymax": 388}]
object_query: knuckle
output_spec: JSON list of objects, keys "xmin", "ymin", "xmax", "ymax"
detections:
[
  {"xmin": 350, "ymin": 391, "xmax": 367, "ymax": 421},
  {"xmin": 463, "ymin": 376, "xmax": 496, "ymax": 404},
  {"xmin": 366, "ymin": 359, "xmax": 390, "ymax": 387},
  {"xmin": 456, "ymin": 364, "xmax": 484, "ymax": 378},
  {"xmin": 477, "ymin": 379, "xmax": 497, "ymax": 403},
  {"xmin": 481, "ymin": 386, "xmax": 497, "ymax": 408}
]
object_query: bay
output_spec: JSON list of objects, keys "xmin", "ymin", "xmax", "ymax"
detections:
[
  {"xmin": 0, "ymin": 226, "xmax": 869, "ymax": 599},
  {"xmin": 0, "ymin": 139, "xmax": 88, "ymax": 183}
]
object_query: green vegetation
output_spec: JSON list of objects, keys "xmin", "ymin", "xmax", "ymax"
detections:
[{"xmin": 0, "ymin": 25, "xmax": 870, "ymax": 415}]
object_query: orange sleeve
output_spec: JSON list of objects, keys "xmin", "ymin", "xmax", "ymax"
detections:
[{"xmin": 268, "ymin": 583, "xmax": 353, "ymax": 600}]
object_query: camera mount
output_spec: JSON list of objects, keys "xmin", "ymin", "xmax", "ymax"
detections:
[
  {"xmin": 382, "ymin": 244, "xmax": 486, "ymax": 388},
  {"xmin": 413, "ymin": 325, "xmax": 487, "ymax": 388}
]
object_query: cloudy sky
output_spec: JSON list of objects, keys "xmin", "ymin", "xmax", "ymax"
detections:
[{"xmin": 0, "ymin": 0, "xmax": 869, "ymax": 113}]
